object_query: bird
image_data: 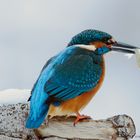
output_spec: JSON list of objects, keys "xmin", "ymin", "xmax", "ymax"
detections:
[{"xmin": 26, "ymin": 29, "xmax": 138, "ymax": 129}]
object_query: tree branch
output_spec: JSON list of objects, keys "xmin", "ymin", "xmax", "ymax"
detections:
[{"xmin": 0, "ymin": 103, "xmax": 136, "ymax": 140}]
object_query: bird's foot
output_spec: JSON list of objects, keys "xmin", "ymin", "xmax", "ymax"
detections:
[{"xmin": 73, "ymin": 113, "xmax": 91, "ymax": 126}]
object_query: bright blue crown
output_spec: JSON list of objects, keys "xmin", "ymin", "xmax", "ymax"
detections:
[{"xmin": 67, "ymin": 29, "xmax": 112, "ymax": 46}]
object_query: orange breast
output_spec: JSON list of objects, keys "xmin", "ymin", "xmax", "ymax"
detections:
[{"xmin": 48, "ymin": 57, "xmax": 105, "ymax": 117}]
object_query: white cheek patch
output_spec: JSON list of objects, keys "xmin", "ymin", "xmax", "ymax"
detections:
[{"xmin": 75, "ymin": 44, "xmax": 96, "ymax": 51}]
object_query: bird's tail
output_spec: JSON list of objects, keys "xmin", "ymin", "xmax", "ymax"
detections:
[{"xmin": 26, "ymin": 78, "xmax": 49, "ymax": 129}]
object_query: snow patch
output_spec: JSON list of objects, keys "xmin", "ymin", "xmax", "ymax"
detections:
[{"xmin": 0, "ymin": 89, "xmax": 31, "ymax": 105}]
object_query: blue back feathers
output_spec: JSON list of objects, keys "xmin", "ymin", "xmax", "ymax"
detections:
[{"xmin": 43, "ymin": 46, "xmax": 103, "ymax": 101}]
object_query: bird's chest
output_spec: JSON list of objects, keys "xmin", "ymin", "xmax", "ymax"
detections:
[{"xmin": 48, "ymin": 58, "xmax": 105, "ymax": 117}]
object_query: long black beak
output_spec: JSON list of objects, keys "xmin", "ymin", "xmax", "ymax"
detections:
[{"xmin": 112, "ymin": 42, "xmax": 139, "ymax": 54}]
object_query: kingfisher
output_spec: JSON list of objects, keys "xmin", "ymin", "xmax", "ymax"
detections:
[{"xmin": 26, "ymin": 29, "xmax": 138, "ymax": 128}]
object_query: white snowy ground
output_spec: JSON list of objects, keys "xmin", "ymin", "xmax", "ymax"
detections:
[{"xmin": 0, "ymin": 89, "xmax": 30, "ymax": 105}]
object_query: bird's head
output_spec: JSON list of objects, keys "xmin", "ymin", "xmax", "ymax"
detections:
[{"xmin": 67, "ymin": 29, "xmax": 138, "ymax": 55}]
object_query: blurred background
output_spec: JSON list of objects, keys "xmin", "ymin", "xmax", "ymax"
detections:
[{"xmin": 0, "ymin": 0, "xmax": 140, "ymax": 138}]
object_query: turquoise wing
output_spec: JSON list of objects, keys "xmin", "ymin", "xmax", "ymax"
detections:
[{"xmin": 45, "ymin": 54, "xmax": 102, "ymax": 101}]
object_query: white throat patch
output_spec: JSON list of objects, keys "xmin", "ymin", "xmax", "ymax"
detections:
[{"xmin": 75, "ymin": 44, "xmax": 96, "ymax": 51}]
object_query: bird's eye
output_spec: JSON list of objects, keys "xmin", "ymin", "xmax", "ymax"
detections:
[
  {"xmin": 101, "ymin": 37, "xmax": 111, "ymax": 44},
  {"xmin": 107, "ymin": 40, "xmax": 111, "ymax": 44},
  {"xmin": 106, "ymin": 38, "xmax": 116, "ymax": 45}
]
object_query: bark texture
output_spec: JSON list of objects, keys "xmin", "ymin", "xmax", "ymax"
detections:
[{"xmin": 0, "ymin": 103, "xmax": 136, "ymax": 140}]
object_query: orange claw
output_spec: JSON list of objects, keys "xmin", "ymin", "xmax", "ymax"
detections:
[{"xmin": 73, "ymin": 113, "xmax": 91, "ymax": 126}]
